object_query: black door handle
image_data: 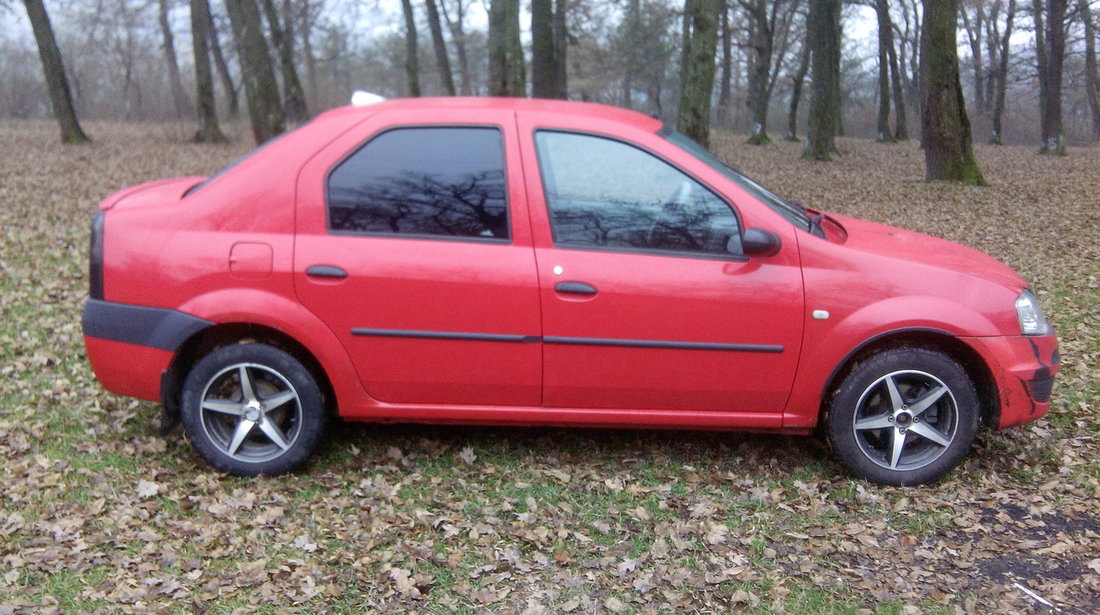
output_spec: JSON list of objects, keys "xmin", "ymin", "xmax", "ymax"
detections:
[
  {"xmin": 555, "ymin": 281, "xmax": 597, "ymax": 295},
  {"xmin": 305, "ymin": 265, "xmax": 348, "ymax": 279}
]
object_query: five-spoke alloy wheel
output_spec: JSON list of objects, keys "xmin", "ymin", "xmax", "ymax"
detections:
[
  {"xmin": 827, "ymin": 348, "xmax": 979, "ymax": 486},
  {"xmin": 181, "ymin": 343, "xmax": 325, "ymax": 476}
]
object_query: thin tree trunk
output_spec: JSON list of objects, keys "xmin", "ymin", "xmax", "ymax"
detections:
[
  {"xmin": 190, "ymin": 0, "xmax": 226, "ymax": 142},
  {"xmin": 440, "ymin": 0, "xmax": 472, "ymax": 95},
  {"xmin": 677, "ymin": 0, "xmax": 723, "ymax": 148},
  {"xmin": 745, "ymin": 0, "xmax": 773, "ymax": 145},
  {"xmin": 552, "ymin": 0, "xmax": 568, "ymax": 98},
  {"xmin": 425, "ymin": 0, "xmax": 456, "ymax": 95},
  {"xmin": 990, "ymin": 0, "xmax": 1015, "ymax": 143},
  {"xmin": 400, "ymin": 0, "xmax": 421, "ymax": 96},
  {"xmin": 158, "ymin": 0, "xmax": 194, "ymax": 119},
  {"xmin": 1083, "ymin": 0, "xmax": 1100, "ymax": 140},
  {"xmin": 786, "ymin": 38, "xmax": 810, "ymax": 141},
  {"xmin": 875, "ymin": 0, "xmax": 896, "ymax": 142},
  {"xmin": 225, "ymin": 0, "xmax": 285, "ymax": 144},
  {"xmin": 920, "ymin": 0, "xmax": 985, "ymax": 184},
  {"xmin": 23, "ymin": 0, "xmax": 89, "ymax": 144},
  {"xmin": 208, "ymin": 8, "xmax": 240, "ymax": 118},
  {"xmin": 961, "ymin": 0, "xmax": 986, "ymax": 112},
  {"xmin": 717, "ymin": 5, "xmax": 733, "ymax": 125},
  {"xmin": 1039, "ymin": 0, "xmax": 1066, "ymax": 154},
  {"xmin": 260, "ymin": 0, "xmax": 308, "ymax": 120},
  {"xmin": 1031, "ymin": 0, "xmax": 1050, "ymax": 144},
  {"xmin": 888, "ymin": 26, "xmax": 909, "ymax": 139},
  {"xmin": 804, "ymin": 0, "xmax": 841, "ymax": 160}
]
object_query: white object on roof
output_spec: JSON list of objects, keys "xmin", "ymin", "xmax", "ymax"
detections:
[{"xmin": 351, "ymin": 91, "xmax": 386, "ymax": 106}]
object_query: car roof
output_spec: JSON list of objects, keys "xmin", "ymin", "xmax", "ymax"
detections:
[{"xmin": 316, "ymin": 96, "xmax": 665, "ymax": 133}]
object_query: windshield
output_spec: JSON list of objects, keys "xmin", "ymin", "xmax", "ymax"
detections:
[{"xmin": 661, "ymin": 128, "xmax": 811, "ymax": 232}]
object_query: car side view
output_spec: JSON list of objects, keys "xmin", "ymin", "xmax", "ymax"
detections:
[{"xmin": 81, "ymin": 97, "xmax": 1059, "ymax": 485}]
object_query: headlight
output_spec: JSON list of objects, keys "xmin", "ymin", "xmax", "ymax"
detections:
[{"xmin": 1015, "ymin": 290, "xmax": 1050, "ymax": 336}]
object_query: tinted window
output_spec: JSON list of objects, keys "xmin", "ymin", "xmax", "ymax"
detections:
[
  {"xmin": 535, "ymin": 131, "xmax": 740, "ymax": 255},
  {"xmin": 327, "ymin": 127, "xmax": 509, "ymax": 240}
]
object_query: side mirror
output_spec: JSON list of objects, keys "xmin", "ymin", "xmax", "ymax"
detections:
[{"xmin": 741, "ymin": 227, "xmax": 782, "ymax": 256}]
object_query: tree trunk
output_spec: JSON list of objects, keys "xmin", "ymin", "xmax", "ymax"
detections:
[
  {"xmin": 888, "ymin": 25, "xmax": 909, "ymax": 140},
  {"xmin": 488, "ymin": 0, "xmax": 525, "ymax": 96},
  {"xmin": 1031, "ymin": 0, "xmax": 1050, "ymax": 145},
  {"xmin": 875, "ymin": 0, "xmax": 896, "ymax": 142},
  {"xmin": 677, "ymin": 0, "xmax": 723, "ymax": 147},
  {"xmin": 158, "ymin": 0, "xmax": 194, "ymax": 119},
  {"xmin": 786, "ymin": 38, "xmax": 810, "ymax": 141},
  {"xmin": 745, "ymin": 0, "xmax": 773, "ymax": 145},
  {"xmin": 803, "ymin": 0, "xmax": 841, "ymax": 160},
  {"xmin": 208, "ymin": 8, "xmax": 240, "ymax": 118},
  {"xmin": 400, "ymin": 0, "xmax": 421, "ymax": 97},
  {"xmin": 920, "ymin": 0, "xmax": 985, "ymax": 184},
  {"xmin": 553, "ymin": 0, "xmax": 568, "ymax": 98},
  {"xmin": 1039, "ymin": 0, "xmax": 1066, "ymax": 154},
  {"xmin": 440, "ymin": 0, "xmax": 473, "ymax": 95},
  {"xmin": 23, "ymin": 0, "xmax": 89, "ymax": 144},
  {"xmin": 989, "ymin": 0, "xmax": 1015, "ymax": 143},
  {"xmin": 225, "ymin": 0, "xmax": 285, "ymax": 144},
  {"xmin": 260, "ymin": 0, "xmax": 308, "ymax": 120},
  {"xmin": 190, "ymin": 0, "xmax": 227, "ymax": 143},
  {"xmin": 960, "ymin": 0, "xmax": 986, "ymax": 112},
  {"xmin": 717, "ymin": 5, "xmax": 733, "ymax": 126},
  {"xmin": 425, "ymin": 0, "xmax": 456, "ymax": 95},
  {"xmin": 532, "ymin": 0, "xmax": 558, "ymax": 98},
  {"xmin": 1083, "ymin": 0, "xmax": 1100, "ymax": 140}
]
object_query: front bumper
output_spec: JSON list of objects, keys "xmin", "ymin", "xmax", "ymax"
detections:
[{"xmin": 961, "ymin": 333, "xmax": 1060, "ymax": 429}]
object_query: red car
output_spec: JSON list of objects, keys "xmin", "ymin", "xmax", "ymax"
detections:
[{"xmin": 81, "ymin": 97, "xmax": 1058, "ymax": 485}]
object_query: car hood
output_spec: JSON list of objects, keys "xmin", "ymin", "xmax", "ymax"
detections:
[
  {"xmin": 99, "ymin": 176, "xmax": 204, "ymax": 211},
  {"xmin": 828, "ymin": 213, "xmax": 1026, "ymax": 290}
]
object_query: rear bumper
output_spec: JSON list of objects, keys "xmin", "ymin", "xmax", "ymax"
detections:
[
  {"xmin": 961, "ymin": 333, "xmax": 1060, "ymax": 429},
  {"xmin": 81, "ymin": 299, "xmax": 211, "ymax": 401}
]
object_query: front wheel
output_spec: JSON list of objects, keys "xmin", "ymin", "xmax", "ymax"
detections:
[
  {"xmin": 180, "ymin": 343, "xmax": 326, "ymax": 476},
  {"xmin": 826, "ymin": 348, "xmax": 979, "ymax": 486}
]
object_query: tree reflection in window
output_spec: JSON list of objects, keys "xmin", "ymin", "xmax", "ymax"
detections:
[
  {"xmin": 536, "ymin": 131, "xmax": 740, "ymax": 255},
  {"xmin": 327, "ymin": 127, "xmax": 509, "ymax": 240}
]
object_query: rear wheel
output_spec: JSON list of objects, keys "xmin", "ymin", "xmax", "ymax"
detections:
[
  {"xmin": 180, "ymin": 343, "xmax": 325, "ymax": 476},
  {"xmin": 826, "ymin": 348, "xmax": 979, "ymax": 486}
]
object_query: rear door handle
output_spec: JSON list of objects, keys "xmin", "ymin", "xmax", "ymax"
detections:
[
  {"xmin": 305, "ymin": 265, "xmax": 348, "ymax": 279},
  {"xmin": 554, "ymin": 281, "xmax": 597, "ymax": 295}
]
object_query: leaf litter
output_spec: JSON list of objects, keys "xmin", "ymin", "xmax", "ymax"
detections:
[{"xmin": 0, "ymin": 120, "xmax": 1097, "ymax": 613}]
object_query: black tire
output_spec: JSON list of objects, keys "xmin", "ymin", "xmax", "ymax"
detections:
[
  {"xmin": 826, "ymin": 348, "xmax": 979, "ymax": 486},
  {"xmin": 180, "ymin": 343, "xmax": 325, "ymax": 476}
]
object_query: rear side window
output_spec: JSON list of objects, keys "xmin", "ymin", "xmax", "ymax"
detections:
[{"xmin": 327, "ymin": 127, "xmax": 509, "ymax": 240}]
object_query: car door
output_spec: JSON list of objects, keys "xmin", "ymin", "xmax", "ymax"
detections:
[
  {"xmin": 518, "ymin": 121, "xmax": 804, "ymax": 414},
  {"xmin": 294, "ymin": 110, "xmax": 542, "ymax": 406}
]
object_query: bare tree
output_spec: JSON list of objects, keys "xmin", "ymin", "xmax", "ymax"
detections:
[
  {"xmin": 532, "ymin": 0, "xmax": 567, "ymax": 98},
  {"xmin": 678, "ymin": 0, "xmax": 723, "ymax": 147},
  {"xmin": 961, "ymin": 0, "xmax": 987, "ymax": 112},
  {"xmin": 208, "ymin": 6, "xmax": 240, "ymax": 118},
  {"xmin": 190, "ymin": 0, "xmax": 227, "ymax": 142},
  {"xmin": 988, "ymin": 0, "xmax": 1016, "ymax": 143},
  {"xmin": 440, "ymin": 0, "xmax": 473, "ymax": 95},
  {"xmin": 1083, "ymin": 0, "xmax": 1100, "ymax": 140},
  {"xmin": 157, "ymin": 0, "xmax": 193, "ymax": 119},
  {"xmin": 425, "ymin": 0, "xmax": 456, "ymax": 95},
  {"xmin": 874, "ymin": 0, "xmax": 897, "ymax": 142},
  {"xmin": 920, "ymin": 0, "xmax": 984, "ymax": 184},
  {"xmin": 1038, "ymin": 0, "xmax": 1067, "ymax": 154},
  {"xmin": 22, "ymin": 0, "xmax": 89, "ymax": 143},
  {"xmin": 225, "ymin": 0, "xmax": 285, "ymax": 144},
  {"xmin": 786, "ymin": 36, "xmax": 810, "ymax": 141},
  {"xmin": 261, "ymin": 0, "xmax": 308, "ymax": 120}
]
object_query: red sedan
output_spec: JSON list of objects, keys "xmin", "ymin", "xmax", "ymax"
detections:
[{"xmin": 81, "ymin": 97, "xmax": 1059, "ymax": 485}]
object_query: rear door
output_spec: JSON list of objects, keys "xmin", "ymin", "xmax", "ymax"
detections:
[{"xmin": 294, "ymin": 109, "xmax": 542, "ymax": 406}]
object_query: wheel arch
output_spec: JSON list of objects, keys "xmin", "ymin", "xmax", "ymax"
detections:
[
  {"xmin": 819, "ymin": 328, "xmax": 1000, "ymax": 431},
  {"xmin": 161, "ymin": 323, "xmax": 338, "ymax": 432}
]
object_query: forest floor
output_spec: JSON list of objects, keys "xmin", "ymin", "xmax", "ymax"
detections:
[{"xmin": 0, "ymin": 120, "xmax": 1097, "ymax": 614}]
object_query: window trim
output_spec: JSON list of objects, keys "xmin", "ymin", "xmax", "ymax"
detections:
[
  {"xmin": 324, "ymin": 124, "xmax": 513, "ymax": 244},
  {"xmin": 532, "ymin": 128, "xmax": 747, "ymax": 262}
]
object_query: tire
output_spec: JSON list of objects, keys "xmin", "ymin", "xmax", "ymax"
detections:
[
  {"xmin": 180, "ymin": 343, "xmax": 326, "ymax": 476},
  {"xmin": 826, "ymin": 348, "xmax": 979, "ymax": 486}
]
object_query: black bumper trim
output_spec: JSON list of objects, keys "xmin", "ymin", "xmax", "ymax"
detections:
[{"xmin": 82, "ymin": 298, "xmax": 212, "ymax": 351}]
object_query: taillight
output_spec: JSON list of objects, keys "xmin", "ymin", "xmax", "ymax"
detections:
[{"xmin": 89, "ymin": 212, "xmax": 104, "ymax": 300}]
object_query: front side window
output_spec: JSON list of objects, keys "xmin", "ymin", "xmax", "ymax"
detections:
[
  {"xmin": 327, "ymin": 127, "xmax": 509, "ymax": 240},
  {"xmin": 535, "ymin": 131, "xmax": 740, "ymax": 256}
]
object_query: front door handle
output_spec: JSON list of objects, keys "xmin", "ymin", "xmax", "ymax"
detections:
[
  {"xmin": 305, "ymin": 265, "xmax": 348, "ymax": 279},
  {"xmin": 555, "ymin": 281, "xmax": 597, "ymax": 295}
]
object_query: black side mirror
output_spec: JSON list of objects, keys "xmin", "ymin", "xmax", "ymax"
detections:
[{"xmin": 741, "ymin": 227, "xmax": 782, "ymax": 256}]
